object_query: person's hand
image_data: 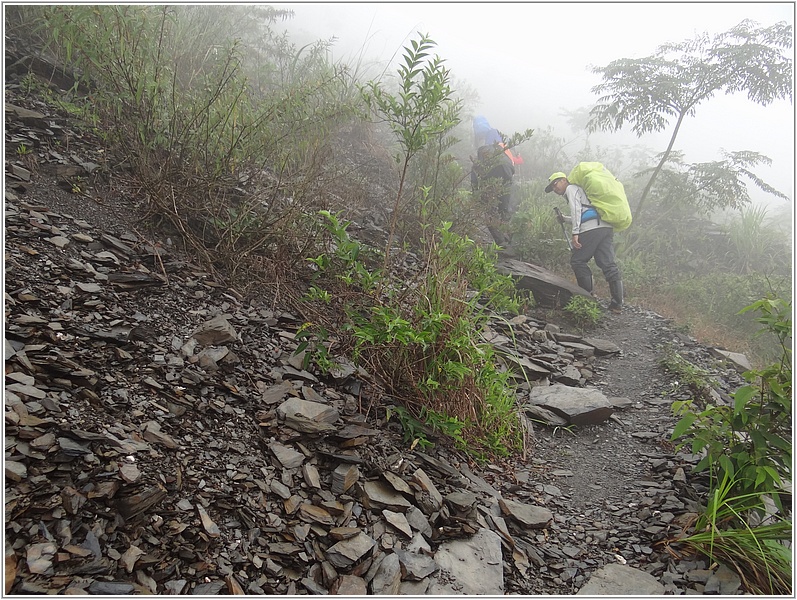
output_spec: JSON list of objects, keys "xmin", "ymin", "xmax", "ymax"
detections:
[
  {"xmin": 572, "ymin": 235, "xmax": 582, "ymax": 249},
  {"xmin": 556, "ymin": 213, "xmax": 566, "ymax": 224}
]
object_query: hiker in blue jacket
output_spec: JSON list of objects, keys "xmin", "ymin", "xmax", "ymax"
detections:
[
  {"xmin": 473, "ymin": 115, "xmax": 503, "ymax": 148},
  {"xmin": 545, "ymin": 172, "xmax": 624, "ymax": 312},
  {"xmin": 473, "ymin": 115, "xmax": 523, "ymax": 168}
]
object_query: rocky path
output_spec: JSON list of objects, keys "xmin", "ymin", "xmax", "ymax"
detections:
[
  {"xmin": 4, "ymin": 85, "xmax": 754, "ymax": 596},
  {"xmin": 512, "ymin": 304, "xmax": 750, "ymax": 595},
  {"xmin": 534, "ymin": 305, "xmax": 680, "ymax": 513}
]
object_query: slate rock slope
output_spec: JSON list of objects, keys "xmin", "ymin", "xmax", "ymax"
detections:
[{"xmin": 5, "ymin": 85, "xmax": 752, "ymax": 595}]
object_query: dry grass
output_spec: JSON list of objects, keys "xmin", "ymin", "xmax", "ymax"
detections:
[
  {"xmin": 631, "ymin": 289, "xmax": 757, "ymax": 364},
  {"xmin": 571, "ymin": 276, "xmax": 761, "ymax": 368}
]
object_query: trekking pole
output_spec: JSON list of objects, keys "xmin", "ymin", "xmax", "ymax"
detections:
[{"xmin": 553, "ymin": 207, "xmax": 573, "ymax": 251}]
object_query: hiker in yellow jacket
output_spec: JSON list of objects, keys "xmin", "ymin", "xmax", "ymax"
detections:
[{"xmin": 545, "ymin": 172, "xmax": 624, "ymax": 313}]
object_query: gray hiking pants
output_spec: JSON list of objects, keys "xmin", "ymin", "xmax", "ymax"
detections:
[{"xmin": 570, "ymin": 226, "xmax": 621, "ymax": 292}]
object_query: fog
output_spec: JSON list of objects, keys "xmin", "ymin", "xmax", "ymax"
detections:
[{"xmin": 278, "ymin": 2, "xmax": 794, "ymax": 211}]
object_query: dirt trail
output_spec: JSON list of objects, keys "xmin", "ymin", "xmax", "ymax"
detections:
[
  {"xmin": 530, "ymin": 304, "xmax": 681, "ymax": 506},
  {"xmin": 491, "ymin": 303, "xmax": 704, "ymax": 593}
]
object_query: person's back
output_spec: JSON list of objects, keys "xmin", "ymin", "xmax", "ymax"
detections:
[
  {"xmin": 472, "ymin": 145, "xmax": 515, "ymax": 247},
  {"xmin": 473, "ymin": 116, "xmax": 523, "ymax": 167},
  {"xmin": 473, "ymin": 145, "xmax": 514, "ymax": 184}
]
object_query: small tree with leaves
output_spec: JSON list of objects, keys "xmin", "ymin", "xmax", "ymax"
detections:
[
  {"xmin": 362, "ymin": 33, "xmax": 461, "ymax": 273},
  {"xmin": 621, "ymin": 149, "xmax": 790, "ymax": 257},
  {"xmin": 588, "ymin": 19, "xmax": 793, "ymax": 223}
]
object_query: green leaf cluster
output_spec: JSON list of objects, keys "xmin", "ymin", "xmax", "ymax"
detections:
[
  {"xmin": 670, "ymin": 295, "xmax": 791, "ymax": 504},
  {"xmin": 385, "ymin": 405, "xmax": 434, "ymax": 451},
  {"xmin": 299, "ymin": 211, "xmax": 522, "ymax": 458},
  {"xmin": 295, "ymin": 323, "xmax": 334, "ymax": 374},
  {"xmin": 667, "ymin": 296, "xmax": 792, "ymax": 593},
  {"xmin": 563, "ymin": 295, "xmax": 602, "ymax": 330},
  {"xmin": 363, "ymin": 34, "xmax": 460, "ymax": 158}
]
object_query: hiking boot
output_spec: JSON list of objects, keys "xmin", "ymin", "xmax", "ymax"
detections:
[{"xmin": 608, "ymin": 280, "xmax": 624, "ymax": 312}]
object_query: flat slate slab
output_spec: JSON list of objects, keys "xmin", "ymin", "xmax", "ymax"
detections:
[
  {"xmin": 577, "ymin": 563, "xmax": 665, "ymax": 595},
  {"xmin": 496, "ymin": 258, "xmax": 592, "ymax": 307},
  {"xmin": 528, "ymin": 383, "xmax": 614, "ymax": 426},
  {"xmin": 710, "ymin": 348, "xmax": 752, "ymax": 373},
  {"xmin": 430, "ymin": 528, "xmax": 504, "ymax": 595}
]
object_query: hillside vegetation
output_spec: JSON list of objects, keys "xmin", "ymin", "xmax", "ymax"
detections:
[
  {"xmin": 4, "ymin": 6, "xmax": 792, "ymax": 593},
  {"xmin": 8, "ymin": 6, "xmax": 792, "ymax": 367},
  {"xmin": 6, "ymin": 2, "xmax": 793, "ymax": 440}
]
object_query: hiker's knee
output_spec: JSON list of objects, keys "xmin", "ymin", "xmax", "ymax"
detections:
[
  {"xmin": 601, "ymin": 264, "xmax": 621, "ymax": 282},
  {"xmin": 570, "ymin": 251, "xmax": 589, "ymax": 268},
  {"xmin": 570, "ymin": 259, "xmax": 592, "ymax": 278}
]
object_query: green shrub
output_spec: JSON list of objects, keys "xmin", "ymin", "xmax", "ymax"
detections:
[
  {"xmin": 404, "ymin": 134, "xmax": 472, "ymax": 245},
  {"xmin": 349, "ymin": 222, "xmax": 522, "ymax": 452},
  {"xmin": 34, "ymin": 5, "xmax": 363, "ymax": 284},
  {"xmin": 563, "ymin": 295, "xmax": 602, "ymax": 330},
  {"xmin": 669, "ymin": 273, "xmax": 789, "ymax": 364},
  {"xmin": 507, "ymin": 184, "xmax": 572, "ymax": 270},
  {"xmin": 660, "ymin": 344, "xmax": 717, "ymax": 401},
  {"xmin": 675, "ymin": 471, "xmax": 791, "ymax": 595},
  {"xmin": 361, "ymin": 33, "xmax": 461, "ymax": 272},
  {"xmin": 723, "ymin": 205, "xmax": 792, "ymax": 277},
  {"xmin": 299, "ymin": 213, "xmax": 523, "ymax": 457},
  {"xmin": 668, "ymin": 296, "xmax": 792, "ymax": 593}
]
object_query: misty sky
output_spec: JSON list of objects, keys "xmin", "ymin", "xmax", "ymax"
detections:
[{"xmin": 279, "ymin": 2, "xmax": 794, "ymax": 208}]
